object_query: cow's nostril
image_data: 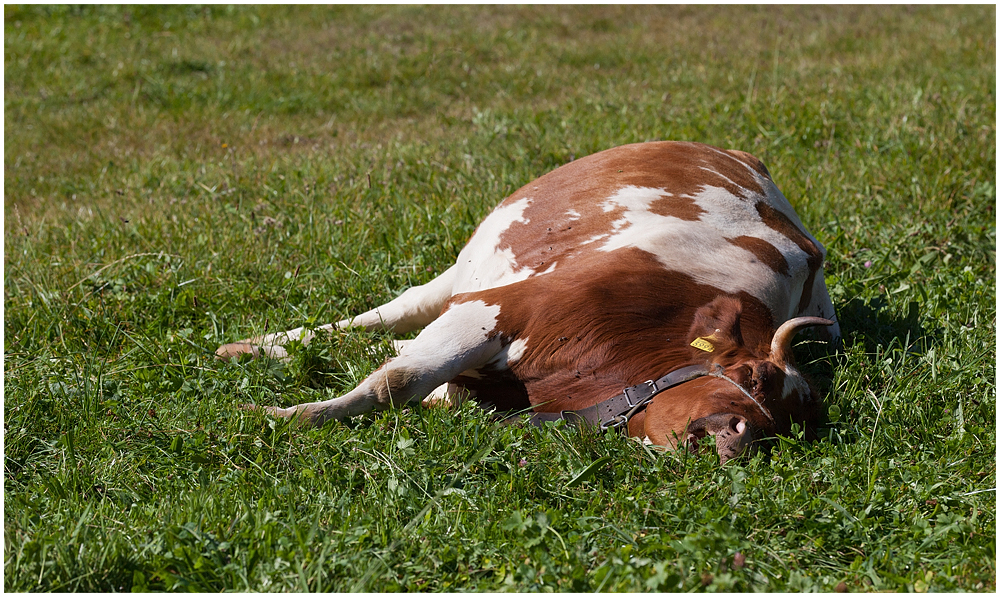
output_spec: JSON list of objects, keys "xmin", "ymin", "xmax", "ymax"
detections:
[{"xmin": 730, "ymin": 417, "xmax": 745, "ymax": 434}]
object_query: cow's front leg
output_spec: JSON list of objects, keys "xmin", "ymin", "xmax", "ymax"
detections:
[{"xmin": 256, "ymin": 299, "xmax": 503, "ymax": 426}]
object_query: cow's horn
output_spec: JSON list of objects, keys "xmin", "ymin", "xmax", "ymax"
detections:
[{"xmin": 770, "ymin": 317, "xmax": 835, "ymax": 366}]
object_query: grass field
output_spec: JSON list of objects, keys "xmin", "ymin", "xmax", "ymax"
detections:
[{"xmin": 4, "ymin": 5, "xmax": 995, "ymax": 592}]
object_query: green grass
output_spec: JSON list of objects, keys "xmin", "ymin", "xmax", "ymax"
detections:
[{"xmin": 5, "ymin": 5, "xmax": 995, "ymax": 592}]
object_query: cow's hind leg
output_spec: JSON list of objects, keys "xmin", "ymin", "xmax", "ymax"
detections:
[
  {"xmin": 254, "ymin": 298, "xmax": 503, "ymax": 425},
  {"xmin": 216, "ymin": 265, "xmax": 458, "ymax": 360},
  {"xmin": 394, "ymin": 339, "xmax": 461, "ymax": 408}
]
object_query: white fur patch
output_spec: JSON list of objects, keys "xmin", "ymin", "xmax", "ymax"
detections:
[
  {"xmin": 401, "ymin": 300, "xmax": 502, "ymax": 368},
  {"xmin": 504, "ymin": 338, "xmax": 528, "ymax": 365},
  {"xmin": 483, "ymin": 337, "xmax": 529, "ymax": 370},
  {"xmin": 592, "ymin": 184, "xmax": 822, "ymax": 322},
  {"xmin": 538, "ymin": 262, "xmax": 558, "ymax": 275},
  {"xmin": 452, "ymin": 197, "xmax": 539, "ymax": 292},
  {"xmin": 599, "ymin": 184, "xmax": 669, "ymax": 213},
  {"xmin": 580, "ymin": 233, "xmax": 611, "ymax": 246},
  {"xmin": 781, "ymin": 369, "xmax": 812, "ymax": 402}
]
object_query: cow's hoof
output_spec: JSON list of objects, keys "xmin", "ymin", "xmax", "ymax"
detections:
[{"xmin": 216, "ymin": 342, "xmax": 261, "ymax": 361}]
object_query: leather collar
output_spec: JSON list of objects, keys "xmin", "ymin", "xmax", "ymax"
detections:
[{"xmin": 526, "ymin": 364, "xmax": 713, "ymax": 430}]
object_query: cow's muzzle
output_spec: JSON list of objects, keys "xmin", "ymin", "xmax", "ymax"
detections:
[{"xmin": 686, "ymin": 413, "xmax": 754, "ymax": 464}]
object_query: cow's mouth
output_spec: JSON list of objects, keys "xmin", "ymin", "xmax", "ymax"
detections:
[{"xmin": 685, "ymin": 413, "xmax": 755, "ymax": 463}]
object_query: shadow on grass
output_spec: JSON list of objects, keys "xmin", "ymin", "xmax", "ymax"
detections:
[
  {"xmin": 798, "ymin": 294, "xmax": 931, "ymax": 387},
  {"xmin": 837, "ymin": 295, "xmax": 930, "ymax": 356},
  {"xmin": 797, "ymin": 295, "xmax": 939, "ymax": 448}
]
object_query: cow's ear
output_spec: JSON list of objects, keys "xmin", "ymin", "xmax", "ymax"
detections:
[{"xmin": 687, "ymin": 296, "xmax": 744, "ymax": 353}]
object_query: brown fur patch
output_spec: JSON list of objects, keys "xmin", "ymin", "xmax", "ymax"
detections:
[
  {"xmin": 725, "ymin": 235, "xmax": 790, "ymax": 275},
  {"xmin": 648, "ymin": 194, "xmax": 706, "ymax": 221}
]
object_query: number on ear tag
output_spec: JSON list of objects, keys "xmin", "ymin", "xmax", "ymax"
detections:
[{"xmin": 690, "ymin": 337, "xmax": 715, "ymax": 352}]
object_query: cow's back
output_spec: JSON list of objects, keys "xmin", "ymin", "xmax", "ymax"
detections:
[{"xmin": 451, "ymin": 142, "xmax": 827, "ymax": 325}]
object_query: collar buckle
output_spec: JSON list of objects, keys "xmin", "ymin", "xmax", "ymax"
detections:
[{"xmin": 622, "ymin": 380, "xmax": 656, "ymax": 407}]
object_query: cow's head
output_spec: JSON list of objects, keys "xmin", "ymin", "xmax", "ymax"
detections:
[{"xmin": 629, "ymin": 296, "xmax": 833, "ymax": 463}]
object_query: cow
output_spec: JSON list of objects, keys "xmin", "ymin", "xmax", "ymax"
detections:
[{"xmin": 216, "ymin": 141, "xmax": 840, "ymax": 462}]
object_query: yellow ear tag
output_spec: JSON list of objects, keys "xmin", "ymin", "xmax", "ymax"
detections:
[{"xmin": 690, "ymin": 337, "xmax": 715, "ymax": 352}]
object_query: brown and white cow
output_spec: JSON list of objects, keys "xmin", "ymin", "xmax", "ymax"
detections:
[{"xmin": 217, "ymin": 141, "xmax": 840, "ymax": 462}]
